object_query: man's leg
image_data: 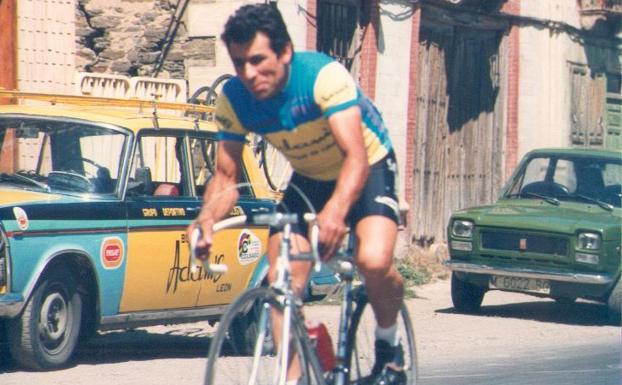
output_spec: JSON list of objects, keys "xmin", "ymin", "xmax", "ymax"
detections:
[
  {"xmin": 355, "ymin": 215, "xmax": 405, "ymax": 383},
  {"xmin": 355, "ymin": 215, "xmax": 402, "ymax": 328}
]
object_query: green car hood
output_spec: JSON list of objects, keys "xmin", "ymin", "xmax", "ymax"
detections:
[{"xmin": 453, "ymin": 199, "xmax": 621, "ymax": 236}]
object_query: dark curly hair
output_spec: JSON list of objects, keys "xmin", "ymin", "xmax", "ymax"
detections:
[{"xmin": 221, "ymin": 4, "xmax": 292, "ymax": 56}]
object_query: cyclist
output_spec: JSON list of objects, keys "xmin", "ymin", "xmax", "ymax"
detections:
[{"xmin": 189, "ymin": 4, "xmax": 406, "ymax": 385}]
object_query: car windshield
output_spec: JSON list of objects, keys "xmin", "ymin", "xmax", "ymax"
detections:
[
  {"xmin": 0, "ymin": 118, "xmax": 128, "ymax": 196},
  {"xmin": 504, "ymin": 153, "xmax": 622, "ymax": 209}
]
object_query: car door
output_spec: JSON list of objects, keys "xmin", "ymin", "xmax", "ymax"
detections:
[
  {"xmin": 193, "ymin": 141, "xmax": 274, "ymax": 307},
  {"xmin": 120, "ymin": 130, "xmax": 203, "ymax": 312}
]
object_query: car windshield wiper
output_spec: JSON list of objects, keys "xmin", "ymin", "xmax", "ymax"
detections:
[
  {"xmin": 0, "ymin": 172, "xmax": 50, "ymax": 192},
  {"xmin": 570, "ymin": 194, "xmax": 613, "ymax": 212},
  {"xmin": 506, "ymin": 192, "xmax": 560, "ymax": 206}
]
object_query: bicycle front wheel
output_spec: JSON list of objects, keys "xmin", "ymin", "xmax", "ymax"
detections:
[
  {"xmin": 204, "ymin": 287, "xmax": 322, "ymax": 385},
  {"xmin": 346, "ymin": 291, "xmax": 418, "ymax": 385}
]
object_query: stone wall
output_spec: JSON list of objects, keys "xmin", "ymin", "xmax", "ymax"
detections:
[{"xmin": 75, "ymin": 0, "xmax": 214, "ymax": 82}]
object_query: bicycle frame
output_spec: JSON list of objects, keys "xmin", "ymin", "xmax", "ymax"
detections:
[
  {"xmin": 201, "ymin": 210, "xmax": 416, "ymax": 385},
  {"xmin": 272, "ymin": 221, "xmax": 361, "ymax": 385}
]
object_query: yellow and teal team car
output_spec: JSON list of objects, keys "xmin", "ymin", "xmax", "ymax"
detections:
[{"xmin": 0, "ymin": 92, "xmax": 336, "ymax": 370}]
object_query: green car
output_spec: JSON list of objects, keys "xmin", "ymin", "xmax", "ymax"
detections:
[{"xmin": 446, "ymin": 148, "xmax": 621, "ymax": 321}]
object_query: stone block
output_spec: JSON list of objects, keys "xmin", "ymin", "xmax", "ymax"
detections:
[
  {"xmin": 91, "ymin": 15, "xmax": 120, "ymax": 29},
  {"xmin": 100, "ymin": 49, "xmax": 126, "ymax": 60},
  {"xmin": 111, "ymin": 61, "xmax": 133, "ymax": 73}
]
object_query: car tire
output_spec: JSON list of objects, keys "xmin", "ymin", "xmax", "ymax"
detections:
[
  {"xmin": 8, "ymin": 271, "xmax": 82, "ymax": 370},
  {"xmin": 607, "ymin": 278, "xmax": 621, "ymax": 325},
  {"xmin": 230, "ymin": 299, "xmax": 274, "ymax": 355},
  {"xmin": 451, "ymin": 273, "xmax": 485, "ymax": 313}
]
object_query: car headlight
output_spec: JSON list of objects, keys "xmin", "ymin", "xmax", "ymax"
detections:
[
  {"xmin": 577, "ymin": 232, "xmax": 601, "ymax": 251},
  {"xmin": 451, "ymin": 220, "xmax": 474, "ymax": 238}
]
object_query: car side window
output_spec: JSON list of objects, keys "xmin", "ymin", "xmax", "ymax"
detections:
[
  {"xmin": 129, "ymin": 135, "xmax": 188, "ymax": 197},
  {"xmin": 188, "ymin": 135, "xmax": 254, "ymax": 198},
  {"xmin": 190, "ymin": 137, "xmax": 216, "ymax": 197},
  {"xmin": 522, "ymin": 157, "xmax": 549, "ymax": 186}
]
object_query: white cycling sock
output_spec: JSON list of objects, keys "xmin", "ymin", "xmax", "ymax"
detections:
[
  {"xmin": 285, "ymin": 379, "xmax": 299, "ymax": 385},
  {"xmin": 375, "ymin": 323, "xmax": 399, "ymax": 346}
]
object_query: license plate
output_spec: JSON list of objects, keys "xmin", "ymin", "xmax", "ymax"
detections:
[{"xmin": 489, "ymin": 275, "xmax": 550, "ymax": 294}]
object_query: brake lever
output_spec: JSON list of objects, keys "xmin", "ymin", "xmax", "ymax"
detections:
[{"xmin": 190, "ymin": 227, "xmax": 228, "ymax": 274}]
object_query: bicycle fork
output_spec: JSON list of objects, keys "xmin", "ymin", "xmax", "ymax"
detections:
[{"xmin": 331, "ymin": 279, "xmax": 354, "ymax": 385}]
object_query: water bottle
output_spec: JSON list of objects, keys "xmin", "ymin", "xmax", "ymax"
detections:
[{"xmin": 305, "ymin": 319, "xmax": 336, "ymax": 373}]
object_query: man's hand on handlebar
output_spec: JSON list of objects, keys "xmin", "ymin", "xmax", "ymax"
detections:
[
  {"xmin": 186, "ymin": 216, "xmax": 215, "ymax": 261},
  {"xmin": 316, "ymin": 209, "xmax": 348, "ymax": 261}
]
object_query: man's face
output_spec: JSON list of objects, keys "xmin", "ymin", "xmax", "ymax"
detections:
[{"xmin": 227, "ymin": 32, "xmax": 292, "ymax": 100}]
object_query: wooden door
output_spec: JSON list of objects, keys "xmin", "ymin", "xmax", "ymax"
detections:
[{"xmin": 410, "ymin": 18, "xmax": 507, "ymax": 245}]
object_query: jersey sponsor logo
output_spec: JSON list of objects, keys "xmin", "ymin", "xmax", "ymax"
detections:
[
  {"xmin": 237, "ymin": 229, "xmax": 261, "ymax": 265},
  {"xmin": 374, "ymin": 196, "xmax": 400, "ymax": 218},
  {"xmin": 101, "ymin": 237, "xmax": 125, "ymax": 269}
]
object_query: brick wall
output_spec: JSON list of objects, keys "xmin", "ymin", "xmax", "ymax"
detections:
[
  {"xmin": 305, "ymin": 0, "xmax": 317, "ymax": 50},
  {"xmin": 501, "ymin": 0, "xmax": 521, "ymax": 179},
  {"xmin": 358, "ymin": 0, "xmax": 379, "ymax": 99},
  {"xmin": 404, "ymin": 7, "xmax": 422, "ymax": 233}
]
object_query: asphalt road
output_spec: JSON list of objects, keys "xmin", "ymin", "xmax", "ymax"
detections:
[
  {"xmin": 421, "ymin": 342, "xmax": 620, "ymax": 385},
  {"xmin": 1, "ymin": 279, "xmax": 620, "ymax": 385}
]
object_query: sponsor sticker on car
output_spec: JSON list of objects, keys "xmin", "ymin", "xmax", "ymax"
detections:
[
  {"xmin": 237, "ymin": 230, "xmax": 261, "ymax": 265},
  {"xmin": 101, "ymin": 237, "xmax": 125, "ymax": 269}
]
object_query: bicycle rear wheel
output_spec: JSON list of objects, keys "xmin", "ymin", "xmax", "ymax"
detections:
[
  {"xmin": 346, "ymin": 289, "xmax": 418, "ymax": 384},
  {"xmin": 204, "ymin": 287, "xmax": 323, "ymax": 385}
]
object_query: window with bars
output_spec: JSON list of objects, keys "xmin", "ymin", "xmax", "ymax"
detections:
[
  {"xmin": 316, "ymin": 0, "xmax": 360, "ymax": 71},
  {"xmin": 569, "ymin": 64, "xmax": 621, "ymax": 150},
  {"xmin": 570, "ymin": 64, "xmax": 606, "ymax": 147}
]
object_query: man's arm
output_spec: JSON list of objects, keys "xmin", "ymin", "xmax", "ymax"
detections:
[
  {"xmin": 319, "ymin": 105, "xmax": 369, "ymax": 258},
  {"xmin": 187, "ymin": 140, "xmax": 244, "ymax": 260}
]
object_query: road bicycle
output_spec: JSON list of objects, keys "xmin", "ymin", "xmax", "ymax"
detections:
[{"xmin": 194, "ymin": 192, "xmax": 418, "ymax": 385}]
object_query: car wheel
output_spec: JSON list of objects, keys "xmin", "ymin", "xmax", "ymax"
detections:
[
  {"xmin": 8, "ymin": 271, "xmax": 82, "ymax": 370},
  {"xmin": 451, "ymin": 273, "xmax": 485, "ymax": 313},
  {"xmin": 231, "ymin": 298, "xmax": 274, "ymax": 355},
  {"xmin": 607, "ymin": 278, "xmax": 621, "ymax": 325}
]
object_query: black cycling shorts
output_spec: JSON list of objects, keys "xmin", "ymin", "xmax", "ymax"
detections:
[{"xmin": 272, "ymin": 151, "xmax": 400, "ymax": 236}]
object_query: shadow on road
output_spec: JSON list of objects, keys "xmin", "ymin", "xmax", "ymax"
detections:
[
  {"xmin": 436, "ymin": 298, "xmax": 618, "ymax": 327},
  {"xmin": 0, "ymin": 326, "xmax": 214, "ymax": 372}
]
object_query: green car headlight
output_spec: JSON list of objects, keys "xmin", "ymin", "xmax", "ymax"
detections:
[
  {"xmin": 577, "ymin": 232, "xmax": 601, "ymax": 251},
  {"xmin": 451, "ymin": 220, "xmax": 474, "ymax": 238}
]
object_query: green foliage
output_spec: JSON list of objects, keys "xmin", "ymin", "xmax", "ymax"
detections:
[{"xmin": 396, "ymin": 259, "xmax": 431, "ymax": 298}]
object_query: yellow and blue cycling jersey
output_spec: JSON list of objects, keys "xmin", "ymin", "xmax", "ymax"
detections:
[{"xmin": 215, "ymin": 51, "xmax": 392, "ymax": 181}]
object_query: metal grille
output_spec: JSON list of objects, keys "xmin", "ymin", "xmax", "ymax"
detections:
[
  {"xmin": 481, "ymin": 231, "xmax": 569, "ymax": 256},
  {"xmin": 317, "ymin": 0, "xmax": 358, "ymax": 70}
]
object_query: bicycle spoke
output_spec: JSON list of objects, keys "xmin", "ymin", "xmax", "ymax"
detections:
[
  {"xmin": 205, "ymin": 287, "xmax": 323, "ymax": 385},
  {"xmin": 347, "ymin": 300, "xmax": 418, "ymax": 385}
]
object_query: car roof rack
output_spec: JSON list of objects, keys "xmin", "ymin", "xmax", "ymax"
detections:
[{"xmin": 0, "ymin": 90, "xmax": 214, "ymax": 115}]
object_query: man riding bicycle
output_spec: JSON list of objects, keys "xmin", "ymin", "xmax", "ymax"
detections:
[{"xmin": 189, "ymin": 4, "xmax": 406, "ymax": 385}]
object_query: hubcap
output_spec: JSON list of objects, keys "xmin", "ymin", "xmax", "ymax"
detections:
[{"xmin": 39, "ymin": 292, "xmax": 68, "ymax": 342}]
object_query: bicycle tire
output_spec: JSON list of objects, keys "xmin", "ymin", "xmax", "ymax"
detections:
[
  {"xmin": 260, "ymin": 139, "xmax": 292, "ymax": 192},
  {"xmin": 346, "ymin": 288, "xmax": 418, "ymax": 385},
  {"xmin": 204, "ymin": 287, "xmax": 324, "ymax": 385},
  {"xmin": 205, "ymin": 74, "xmax": 234, "ymax": 106}
]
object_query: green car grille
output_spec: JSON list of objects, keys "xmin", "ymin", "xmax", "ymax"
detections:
[{"xmin": 481, "ymin": 231, "xmax": 569, "ymax": 256}]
